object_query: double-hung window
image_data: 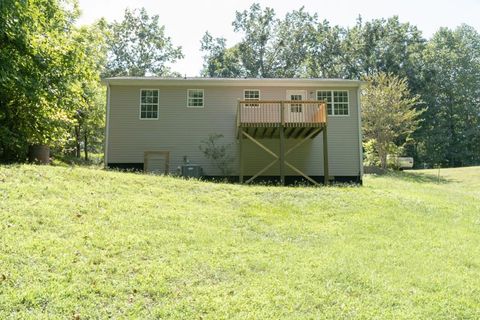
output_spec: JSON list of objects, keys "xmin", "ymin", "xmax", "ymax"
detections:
[
  {"xmin": 140, "ymin": 89, "xmax": 159, "ymax": 119},
  {"xmin": 244, "ymin": 89, "xmax": 260, "ymax": 107},
  {"xmin": 316, "ymin": 90, "xmax": 349, "ymax": 116},
  {"xmin": 187, "ymin": 89, "xmax": 204, "ymax": 107}
]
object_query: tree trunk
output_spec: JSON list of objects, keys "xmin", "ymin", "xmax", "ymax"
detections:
[
  {"xmin": 377, "ymin": 144, "xmax": 388, "ymax": 170},
  {"xmin": 380, "ymin": 152, "xmax": 387, "ymax": 170},
  {"xmin": 84, "ymin": 130, "xmax": 88, "ymax": 161},
  {"xmin": 74, "ymin": 125, "xmax": 81, "ymax": 158}
]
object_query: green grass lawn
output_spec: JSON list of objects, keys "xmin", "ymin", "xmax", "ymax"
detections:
[{"xmin": 1, "ymin": 165, "xmax": 480, "ymax": 319}]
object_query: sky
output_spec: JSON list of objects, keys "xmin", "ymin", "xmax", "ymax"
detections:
[{"xmin": 76, "ymin": 0, "xmax": 480, "ymax": 76}]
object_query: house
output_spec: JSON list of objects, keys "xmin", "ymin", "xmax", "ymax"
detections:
[{"xmin": 103, "ymin": 77, "xmax": 364, "ymax": 185}]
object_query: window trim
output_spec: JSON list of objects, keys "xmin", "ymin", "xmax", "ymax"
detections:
[
  {"xmin": 243, "ymin": 89, "xmax": 261, "ymax": 108},
  {"xmin": 139, "ymin": 88, "xmax": 159, "ymax": 120},
  {"xmin": 316, "ymin": 90, "xmax": 350, "ymax": 117},
  {"xmin": 243, "ymin": 89, "xmax": 261, "ymax": 100},
  {"xmin": 187, "ymin": 89, "xmax": 205, "ymax": 108}
]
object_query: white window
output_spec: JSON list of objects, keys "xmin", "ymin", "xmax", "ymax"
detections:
[
  {"xmin": 316, "ymin": 90, "xmax": 349, "ymax": 116},
  {"xmin": 286, "ymin": 90, "xmax": 306, "ymax": 113},
  {"xmin": 187, "ymin": 89, "xmax": 204, "ymax": 107},
  {"xmin": 290, "ymin": 94, "xmax": 303, "ymax": 113},
  {"xmin": 140, "ymin": 89, "xmax": 159, "ymax": 119},
  {"xmin": 244, "ymin": 89, "xmax": 260, "ymax": 107}
]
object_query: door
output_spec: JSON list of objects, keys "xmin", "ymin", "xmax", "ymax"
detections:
[
  {"xmin": 144, "ymin": 151, "xmax": 170, "ymax": 174},
  {"xmin": 286, "ymin": 90, "xmax": 306, "ymax": 112},
  {"xmin": 286, "ymin": 90, "xmax": 307, "ymax": 123}
]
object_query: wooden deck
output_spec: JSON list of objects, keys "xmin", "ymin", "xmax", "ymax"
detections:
[
  {"xmin": 237, "ymin": 100, "xmax": 327, "ymax": 139},
  {"xmin": 237, "ymin": 100, "xmax": 329, "ymax": 186}
]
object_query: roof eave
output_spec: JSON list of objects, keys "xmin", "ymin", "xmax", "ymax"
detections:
[{"xmin": 102, "ymin": 77, "xmax": 364, "ymax": 87}]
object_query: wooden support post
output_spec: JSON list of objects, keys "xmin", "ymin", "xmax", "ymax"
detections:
[
  {"xmin": 323, "ymin": 126, "xmax": 329, "ymax": 185},
  {"xmin": 279, "ymin": 101, "xmax": 285, "ymax": 185},
  {"xmin": 239, "ymin": 127, "xmax": 244, "ymax": 184},
  {"xmin": 280, "ymin": 127, "xmax": 285, "ymax": 186}
]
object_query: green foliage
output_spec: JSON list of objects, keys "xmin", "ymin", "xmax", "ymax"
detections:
[
  {"xmin": 65, "ymin": 23, "xmax": 108, "ymax": 159},
  {"xmin": 200, "ymin": 32, "xmax": 244, "ymax": 77},
  {"xmin": 341, "ymin": 16, "xmax": 426, "ymax": 82},
  {"xmin": 414, "ymin": 25, "xmax": 480, "ymax": 167},
  {"xmin": 361, "ymin": 73, "xmax": 424, "ymax": 169},
  {"xmin": 232, "ymin": 3, "xmax": 277, "ymax": 77},
  {"xmin": 201, "ymin": 5, "xmax": 426, "ymax": 82},
  {"xmin": 1, "ymin": 165, "xmax": 480, "ymax": 318},
  {"xmin": 201, "ymin": 5, "xmax": 319, "ymax": 78},
  {"xmin": 103, "ymin": 8, "xmax": 183, "ymax": 77},
  {"xmin": 0, "ymin": 0, "xmax": 77, "ymax": 160},
  {"xmin": 363, "ymin": 139, "xmax": 380, "ymax": 167},
  {"xmin": 305, "ymin": 21, "xmax": 346, "ymax": 78},
  {"xmin": 271, "ymin": 7, "xmax": 318, "ymax": 77},
  {"xmin": 198, "ymin": 133, "xmax": 234, "ymax": 175},
  {"xmin": 0, "ymin": 0, "xmax": 106, "ymax": 162}
]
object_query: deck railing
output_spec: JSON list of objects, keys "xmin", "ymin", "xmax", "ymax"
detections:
[{"xmin": 237, "ymin": 100, "xmax": 327, "ymax": 127}]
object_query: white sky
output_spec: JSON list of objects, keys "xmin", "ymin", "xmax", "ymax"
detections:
[{"xmin": 76, "ymin": 0, "xmax": 480, "ymax": 76}]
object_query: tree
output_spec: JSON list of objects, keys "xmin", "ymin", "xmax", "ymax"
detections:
[
  {"xmin": 414, "ymin": 25, "xmax": 480, "ymax": 167},
  {"xmin": 104, "ymin": 8, "xmax": 183, "ymax": 77},
  {"xmin": 361, "ymin": 73, "xmax": 423, "ymax": 169},
  {"xmin": 68, "ymin": 24, "xmax": 108, "ymax": 160},
  {"xmin": 305, "ymin": 21, "xmax": 346, "ymax": 78},
  {"xmin": 0, "ymin": 0, "xmax": 83, "ymax": 161},
  {"xmin": 200, "ymin": 32, "xmax": 244, "ymax": 77},
  {"xmin": 232, "ymin": 3, "xmax": 277, "ymax": 77},
  {"xmin": 341, "ymin": 16, "xmax": 426, "ymax": 84},
  {"xmin": 271, "ymin": 7, "xmax": 318, "ymax": 77},
  {"xmin": 0, "ymin": 0, "xmax": 110, "ymax": 162},
  {"xmin": 201, "ymin": 5, "xmax": 323, "ymax": 78}
]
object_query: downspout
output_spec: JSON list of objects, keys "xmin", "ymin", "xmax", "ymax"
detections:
[
  {"xmin": 357, "ymin": 86, "xmax": 364, "ymax": 180},
  {"xmin": 104, "ymin": 83, "xmax": 111, "ymax": 168}
]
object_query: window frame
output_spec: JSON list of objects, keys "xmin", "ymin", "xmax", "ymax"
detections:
[
  {"xmin": 187, "ymin": 89, "xmax": 205, "ymax": 108},
  {"xmin": 243, "ymin": 89, "xmax": 261, "ymax": 108},
  {"xmin": 139, "ymin": 89, "xmax": 160, "ymax": 120},
  {"xmin": 316, "ymin": 90, "xmax": 350, "ymax": 116}
]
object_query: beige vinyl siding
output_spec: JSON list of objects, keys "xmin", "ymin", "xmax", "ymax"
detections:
[{"xmin": 107, "ymin": 85, "xmax": 361, "ymax": 177}]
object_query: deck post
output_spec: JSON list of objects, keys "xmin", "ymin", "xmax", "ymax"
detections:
[
  {"xmin": 239, "ymin": 128, "xmax": 244, "ymax": 184},
  {"xmin": 280, "ymin": 101, "xmax": 285, "ymax": 185},
  {"xmin": 323, "ymin": 126, "xmax": 329, "ymax": 185}
]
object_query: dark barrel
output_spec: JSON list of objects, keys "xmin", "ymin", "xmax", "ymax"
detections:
[{"xmin": 28, "ymin": 145, "xmax": 50, "ymax": 164}]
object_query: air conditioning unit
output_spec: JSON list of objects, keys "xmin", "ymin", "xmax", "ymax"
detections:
[{"xmin": 181, "ymin": 165, "xmax": 203, "ymax": 178}]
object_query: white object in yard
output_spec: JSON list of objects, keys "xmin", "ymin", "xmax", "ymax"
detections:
[{"xmin": 396, "ymin": 157, "xmax": 414, "ymax": 169}]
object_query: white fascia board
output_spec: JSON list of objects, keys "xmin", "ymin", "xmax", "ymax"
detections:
[{"xmin": 102, "ymin": 77, "xmax": 364, "ymax": 88}]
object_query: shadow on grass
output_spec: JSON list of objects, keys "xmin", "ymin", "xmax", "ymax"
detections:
[
  {"xmin": 368, "ymin": 169, "xmax": 452, "ymax": 184},
  {"xmin": 51, "ymin": 153, "xmax": 103, "ymax": 167}
]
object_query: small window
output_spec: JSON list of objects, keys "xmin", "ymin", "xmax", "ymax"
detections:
[
  {"xmin": 316, "ymin": 90, "xmax": 349, "ymax": 116},
  {"xmin": 140, "ymin": 89, "xmax": 159, "ymax": 119},
  {"xmin": 244, "ymin": 89, "xmax": 260, "ymax": 108},
  {"xmin": 187, "ymin": 89, "xmax": 204, "ymax": 107}
]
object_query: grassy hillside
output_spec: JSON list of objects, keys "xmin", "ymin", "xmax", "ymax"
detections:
[{"xmin": 1, "ymin": 165, "xmax": 480, "ymax": 319}]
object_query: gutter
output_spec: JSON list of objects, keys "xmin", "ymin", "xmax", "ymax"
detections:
[
  {"xmin": 356, "ymin": 87, "xmax": 364, "ymax": 178},
  {"xmin": 104, "ymin": 84, "xmax": 111, "ymax": 168}
]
